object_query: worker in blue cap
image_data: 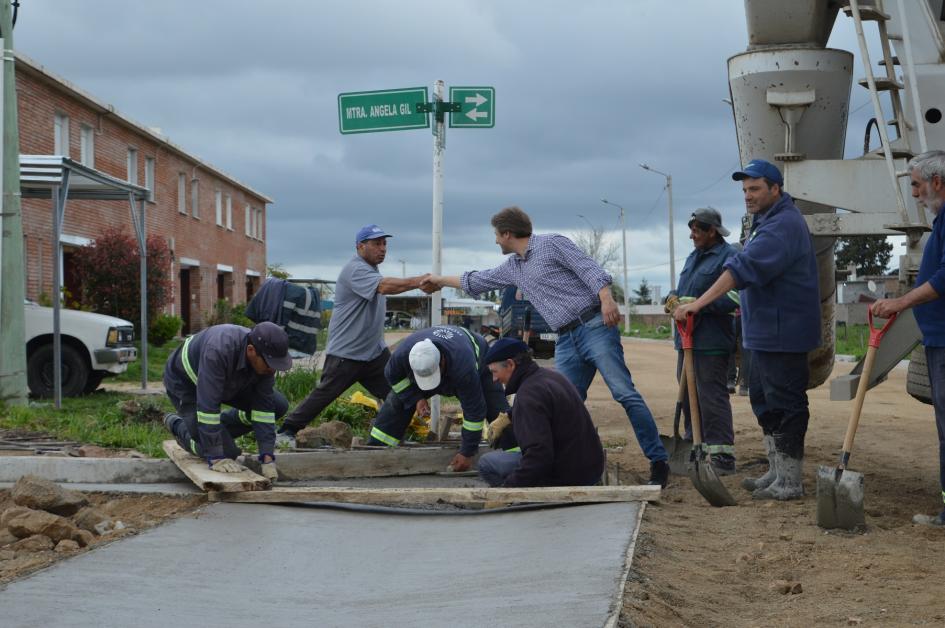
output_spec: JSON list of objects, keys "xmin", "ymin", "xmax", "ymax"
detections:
[{"xmin": 477, "ymin": 337, "xmax": 605, "ymax": 487}]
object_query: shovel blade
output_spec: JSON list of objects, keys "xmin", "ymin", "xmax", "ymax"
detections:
[
  {"xmin": 659, "ymin": 434, "xmax": 692, "ymax": 476},
  {"xmin": 816, "ymin": 464, "xmax": 865, "ymax": 530},
  {"xmin": 688, "ymin": 448, "xmax": 737, "ymax": 507}
]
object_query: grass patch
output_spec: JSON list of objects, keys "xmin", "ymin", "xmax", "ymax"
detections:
[
  {"xmin": 621, "ymin": 323, "xmax": 673, "ymax": 340},
  {"xmin": 836, "ymin": 324, "xmax": 870, "ymax": 361},
  {"xmin": 113, "ymin": 339, "xmax": 181, "ymax": 383}
]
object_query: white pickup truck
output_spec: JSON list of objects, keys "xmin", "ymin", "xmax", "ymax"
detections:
[{"xmin": 25, "ymin": 301, "xmax": 137, "ymax": 397}]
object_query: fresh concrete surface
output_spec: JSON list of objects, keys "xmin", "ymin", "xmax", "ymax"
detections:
[
  {"xmin": 0, "ymin": 456, "xmax": 185, "ymax": 483},
  {"xmin": 0, "ymin": 501, "xmax": 643, "ymax": 627}
]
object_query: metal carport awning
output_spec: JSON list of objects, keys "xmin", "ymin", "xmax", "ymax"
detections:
[{"xmin": 20, "ymin": 155, "xmax": 151, "ymax": 408}]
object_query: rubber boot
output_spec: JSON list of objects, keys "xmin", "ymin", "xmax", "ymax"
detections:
[
  {"xmin": 741, "ymin": 434, "xmax": 777, "ymax": 491},
  {"xmin": 752, "ymin": 452, "xmax": 804, "ymax": 501}
]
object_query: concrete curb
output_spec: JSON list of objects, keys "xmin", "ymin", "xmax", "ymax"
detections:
[{"xmin": 0, "ymin": 457, "xmax": 187, "ymax": 484}]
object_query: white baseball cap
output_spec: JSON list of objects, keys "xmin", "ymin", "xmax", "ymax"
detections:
[{"xmin": 409, "ymin": 339, "xmax": 441, "ymax": 390}]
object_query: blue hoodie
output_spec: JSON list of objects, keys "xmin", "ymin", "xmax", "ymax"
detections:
[
  {"xmin": 915, "ymin": 207, "xmax": 945, "ymax": 346},
  {"xmin": 723, "ymin": 193, "xmax": 821, "ymax": 353}
]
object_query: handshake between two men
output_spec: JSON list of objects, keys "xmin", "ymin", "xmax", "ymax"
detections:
[{"xmin": 419, "ymin": 274, "xmax": 450, "ymax": 294}]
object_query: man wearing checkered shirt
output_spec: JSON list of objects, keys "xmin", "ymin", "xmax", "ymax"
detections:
[{"xmin": 425, "ymin": 206, "xmax": 670, "ymax": 487}]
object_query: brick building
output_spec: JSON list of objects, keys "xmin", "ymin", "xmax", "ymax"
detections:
[{"xmin": 16, "ymin": 53, "xmax": 272, "ymax": 334}]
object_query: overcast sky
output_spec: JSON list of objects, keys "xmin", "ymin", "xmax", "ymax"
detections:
[{"xmin": 15, "ymin": 0, "xmax": 895, "ymax": 298}]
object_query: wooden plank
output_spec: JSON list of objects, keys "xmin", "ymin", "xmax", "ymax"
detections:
[
  {"xmin": 162, "ymin": 440, "xmax": 270, "ymax": 493},
  {"xmin": 208, "ymin": 484, "xmax": 659, "ymax": 506},
  {"xmin": 240, "ymin": 444, "xmax": 491, "ymax": 481}
]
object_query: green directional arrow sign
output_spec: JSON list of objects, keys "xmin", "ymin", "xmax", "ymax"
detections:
[
  {"xmin": 449, "ymin": 86, "xmax": 495, "ymax": 128},
  {"xmin": 338, "ymin": 87, "xmax": 430, "ymax": 134}
]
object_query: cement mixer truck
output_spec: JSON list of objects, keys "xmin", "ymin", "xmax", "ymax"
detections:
[{"xmin": 727, "ymin": 0, "xmax": 942, "ymax": 403}]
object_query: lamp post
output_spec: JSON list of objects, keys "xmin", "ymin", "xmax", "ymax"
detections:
[
  {"xmin": 639, "ymin": 163, "xmax": 676, "ymax": 291},
  {"xmin": 600, "ymin": 199, "xmax": 631, "ymax": 333},
  {"xmin": 397, "ymin": 258, "xmax": 406, "ymax": 278}
]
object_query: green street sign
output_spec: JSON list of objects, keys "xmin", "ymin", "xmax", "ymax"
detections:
[
  {"xmin": 338, "ymin": 87, "xmax": 430, "ymax": 134},
  {"xmin": 449, "ymin": 86, "xmax": 495, "ymax": 128}
]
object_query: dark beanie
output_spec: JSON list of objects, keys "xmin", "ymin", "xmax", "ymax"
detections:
[{"xmin": 484, "ymin": 337, "xmax": 530, "ymax": 364}]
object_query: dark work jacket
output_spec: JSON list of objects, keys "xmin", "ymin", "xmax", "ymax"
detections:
[
  {"xmin": 163, "ymin": 324, "xmax": 279, "ymax": 461},
  {"xmin": 915, "ymin": 207, "xmax": 945, "ymax": 346},
  {"xmin": 672, "ymin": 240, "xmax": 737, "ymax": 352},
  {"xmin": 246, "ymin": 278, "xmax": 322, "ymax": 355},
  {"xmin": 502, "ymin": 361, "xmax": 605, "ymax": 487},
  {"xmin": 724, "ymin": 193, "xmax": 821, "ymax": 353}
]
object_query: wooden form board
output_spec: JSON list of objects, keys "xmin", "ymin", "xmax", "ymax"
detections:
[
  {"xmin": 209, "ymin": 484, "xmax": 660, "ymax": 507},
  {"xmin": 240, "ymin": 444, "xmax": 491, "ymax": 481},
  {"xmin": 162, "ymin": 440, "xmax": 270, "ymax": 493}
]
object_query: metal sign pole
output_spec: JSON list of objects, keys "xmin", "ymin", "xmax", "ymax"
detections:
[{"xmin": 430, "ymin": 79, "xmax": 445, "ymax": 434}]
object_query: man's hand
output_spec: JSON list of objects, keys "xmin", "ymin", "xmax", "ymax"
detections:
[
  {"xmin": 415, "ymin": 398, "xmax": 431, "ymax": 418},
  {"xmin": 664, "ymin": 294, "xmax": 680, "ymax": 315},
  {"xmin": 600, "ymin": 290, "xmax": 620, "ymax": 327},
  {"xmin": 260, "ymin": 461, "xmax": 278, "ymax": 482},
  {"xmin": 210, "ymin": 458, "xmax": 246, "ymax": 473},
  {"xmin": 447, "ymin": 453, "xmax": 473, "ymax": 472},
  {"xmin": 673, "ymin": 301, "xmax": 700, "ymax": 322},
  {"xmin": 871, "ymin": 298, "xmax": 903, "ymax": 319},
  {"xmin": 420, "ymin": 275, "xmax": 441, "ymax": 294},
  {"xmin": 488, "ymin": 413, "xmax": 511, "ymax": 448}
]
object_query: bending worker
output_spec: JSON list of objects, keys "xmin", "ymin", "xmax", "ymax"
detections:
[
  {"xmin": 366, "ymin": 325, "xmax": 515, "ymax": 472},
  {"xmin": 674, "ymin": 159, "xmax": 820, "ymax": 501},
  {"xmin": 665, "ymin": 207, "xmax": 738, "ymax": 475},
  {"xmin": 163, "ymin": 321, "xmax": 292, "ymax": 481},
  {"xmin": 477, "ymin": 338, "xmax": 605, "ymax": 487}
]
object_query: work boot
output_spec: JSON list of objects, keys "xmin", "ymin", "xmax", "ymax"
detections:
[
  {"xmin": 727, "ymin": 381, "xmax": 736, "ymax": 395},
  {"xmin": 741, "ymin": 435, "xmax": 776, "ymax": 491},
  {"xmin": 275, "ymin": 429, "xmax": 296, "ymax": 449},
  {"xmin": 648, "ymin": 460, "xmax": 670, "ymax": 488},
  {"xmin": 163, "ymin": 413, "xmax": 182, "ymax": 434},
  {"xmin": 710, "ymin": 453, "xmax": 736, "ymax": 476},
  {"xmin": 752, "ymin": 452, "xmax": 804, "ymax": 501},
  {"xmin": 912, "ymin": 508, "xmax": 945, "ymax": 527}
]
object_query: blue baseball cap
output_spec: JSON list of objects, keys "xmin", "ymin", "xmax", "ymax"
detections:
[
  {"xmin": 485, "ymin": 337, "xmax": 530, "ymax": 364},
  {"xmin": 355, "ymin": 224, "xmax": 393, "ymax": 244},
  {"xmin": 732, "ymin": 159, "xmax": 783, "ymax": 186}
]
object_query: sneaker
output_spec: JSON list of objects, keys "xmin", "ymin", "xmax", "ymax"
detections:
[
  {"xmin": 648, "ymin": 460, "xmax": 670, "ymax": 488},
  {"xmin": 710, "ymin": 454, "xmax": 736, "ymax": 476},
  {"xmin": 275, "ymin": 430, "xmax": 296, "ymax": 449},
  {"xmin": 912, "ymin": 509, "xmax": 945, "ymax": 527},
  {"xmin": 163, "ymin": 413, "xmax": 181, "ymax": 433}
]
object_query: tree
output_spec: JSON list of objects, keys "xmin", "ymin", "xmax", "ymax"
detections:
[
  {"xmin": 633, "ymin": 278, "xmax": 653, "ymax": 305},
  {"xmin": 73, "ymin": 227, "xmax": 173, "ymax": 333},
  {"xmin": 267, "ymin": 262, "xmax": 290, "ymax": 279},
  {"xmin": 573, "ymin": 224, "xmax": 619, "ymax": 274},
  {"xmin": 835, "ymin": 235, "xmax": 893, "ymax": 276}
]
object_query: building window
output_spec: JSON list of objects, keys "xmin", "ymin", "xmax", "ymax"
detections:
[
  {"xmin": 191, "ymin": 178, "xmax": 200, "ymax": 218},
  {"xmin": 145, "ymin": 157, "xmax": 155, "ymax": 202},
  {"xmin": 79, "ymin": 124, "xmax": 94, "ymax": 166},
  {"xmin": 226, "ymin": 194, "xmax": 233, "ymax": 230},
  {"xmin": 245, "ymin": 205, "xmax": 251, "ymax": 236},
  {"xmin": 257, "ymin": 209, "xmax": 264, "ymax": 241},
  {"xmin": 177, "ymin": 174, "xmax": 187, "ymax": 214},
  {"xmin": 215, "ymin": 191, "xmax": 223, "ymax": 226},
  {"xmin": 126, "ymin": 148, "xmax": 138, "ymax": 184},
  {"xmin": 54, "ymin": 113, "xmax": 70, "ymax": 156}
]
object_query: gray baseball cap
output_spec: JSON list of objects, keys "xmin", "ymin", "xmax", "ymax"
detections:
[{"xmin": 688, "ymin": 207, "xmax": 730, "ymax": 237}]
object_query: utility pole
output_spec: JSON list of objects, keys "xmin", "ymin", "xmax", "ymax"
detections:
[
  {"xmin": 397, "ymin": 258, "xmax": 406, "ymax": 278},
  {"xmin": 639, "ymin": 163, "xmax": 677, "ymax": 291},
  {"xmin": 0, "ymin": 0, "xmax": 28, "ymax": 405},
  {"xmin": 600, "ymin": 199, "xmax": 631, "ymax": 333}
]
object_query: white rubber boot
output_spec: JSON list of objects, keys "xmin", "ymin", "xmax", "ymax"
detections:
[
  {"xmin": 741, "ymin": 435, "xmax": 777, "ymax": 491},
  {"xmin": 752, "ymin": 452, "xmax": 804, "ymax": 501}
]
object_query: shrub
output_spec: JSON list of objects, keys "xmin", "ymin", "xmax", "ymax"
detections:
[
  {"xmin": 204, "ymin": 299, "xmax": 253, "ymax": 328},
  {"xmin": 149, "ymin": 314, "xmax": 182, "ymax": 347}
]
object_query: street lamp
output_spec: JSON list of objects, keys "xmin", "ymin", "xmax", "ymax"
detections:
[
  {"xmin": 639, "ymin": 163, "xmax": 676, "ymax": 291},
  {"xmin": 397, "ymin": 258, "xmax": 406, "ymax": 278},
  {"xmin": 600, "ymin": 199, "xmax": 631, "ymax": 333}
]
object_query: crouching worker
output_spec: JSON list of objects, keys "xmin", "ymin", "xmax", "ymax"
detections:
[
  {"xmin": 163, "ymin": 321, "xmax": 292, "ymax": 482},
  {"xmin": 366, "ymin": 325, "xmax": 514, "ymax": 472},
  {"xmin": 477, "ymin": 338, "xmax": 605, "ymax": 487}
]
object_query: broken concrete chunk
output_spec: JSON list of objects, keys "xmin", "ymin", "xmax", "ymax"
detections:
[
  {"xmin": 55, "ymin": 539, "xmax": 80, "ymax": 553},
  {"xmin": 296, "ymin": 421, "xmax": 353, "ymax": 449},
  {"xmin": 73, "ymin": 507, "xmax": 113, "ymax": 535},
  {"xmin": 6, "ymin": 508, "xmax": 78, "ymax": 542},
  {"xmin": 1, "ymin": 506, "xmax": 32, "ymax": 528},
  {"xmin": 11, "ymin": 475, "xmax": 89, "ymax": 516},
  {"xmin": 72, "ymin": 529, "xmax": 95, "ymax": 548},
  {"xmin": 11, "ymin": 534, "xmax": 55, "ymax": 552}
]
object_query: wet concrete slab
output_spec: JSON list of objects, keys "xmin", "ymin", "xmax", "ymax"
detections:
[{"xmin": 0, "ymin": 501, "xmax": 642, "ymax": 627}]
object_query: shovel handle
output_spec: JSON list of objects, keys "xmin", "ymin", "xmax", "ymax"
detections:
[
  {"xmin": 867, "ymin": 309, "xmax": 896, "ymax": 348},
  {"xmin": 675, "ymin": 312, "xmax": 697, "ymax": 350},
  {"xmin": 683, "ymin": 348, "xmax": 703, "ymax": 446}
]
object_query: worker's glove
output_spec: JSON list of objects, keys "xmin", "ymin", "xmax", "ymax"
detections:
[
  {"xmin": 664, "ymin": 294, "xmax": 680, "ymax": 314},
  {"xmin": 210, "ymin": 458, "xmax": 246, "ymax": 474},
  {"xmin": 488, "ymin": 413, "xmax": 512, "ymax": 448},
  {"xmin": 260, "ymin": 461, "xmax": 278, "ymax": 482}
]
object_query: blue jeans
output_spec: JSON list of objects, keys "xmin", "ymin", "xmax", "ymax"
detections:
[
  {"xmin": 478, "ymin": 450, "xmax": 522, "ymax": 487},
  {"xmin": 926, "ymin": 346, "xmax": 945, "ymax": 504},
  {"xmin": 555, "ymin": 313, "xmax": 667, "ymax": 462}
]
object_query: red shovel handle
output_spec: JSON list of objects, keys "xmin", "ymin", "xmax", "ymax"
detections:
[
  {"xmin": 675, "ymin": 312, "xmax": 697, "ymax": 350},
  {"xmin": 867, "ymin": 309, "xmax": 897, "ymax": 348}
]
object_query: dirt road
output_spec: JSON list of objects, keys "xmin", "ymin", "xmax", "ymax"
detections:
[{"xmin": 596, "ymin": 338, "xmax": 943, "ymax": 627}]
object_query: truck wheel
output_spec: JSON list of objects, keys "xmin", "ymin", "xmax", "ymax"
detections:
[
  {"xmin": 907, "ymin": 347, "xmax": 933, "ymax": 405},
  {"xmin": 83, "ymin": 372, "xmax": 106, "ymax": 394},
  {"xmin": 27, "ymin": 344, "xmax": 89, "ymax": 398}
]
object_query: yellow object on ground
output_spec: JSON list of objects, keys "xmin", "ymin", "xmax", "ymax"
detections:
[{"xmin": 349, "ymin": 391, "xmax": 379, "ymax": 410}]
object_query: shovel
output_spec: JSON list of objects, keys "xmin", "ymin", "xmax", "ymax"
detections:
[
  {"xmin": 678, "ymin": 313, "xmax": 737, "ymax": 507},
  {"xmin": 660, "ymin": 369, "xmax": 692, "ymax": 475},
  {"xmin": 816, "ymin": 310, "xmax": 897, "ymax": 530}
]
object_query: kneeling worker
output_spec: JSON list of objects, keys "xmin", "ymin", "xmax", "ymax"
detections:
[
  {"xmin": 163, "ymin": 321, "xmax": 292, "ymax": 481},
  {"xmin": 477, "ymin": 338, "xmax": 605, "ymax": 487},
  {"xmin": 366, "ymin": 325, "xmax": 515, "ymax": 472}
]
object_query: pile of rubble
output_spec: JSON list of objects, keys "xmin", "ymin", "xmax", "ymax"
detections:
[{"xmin": 1, "ymin": 475, "xmax": 129, "ymax": 556}]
